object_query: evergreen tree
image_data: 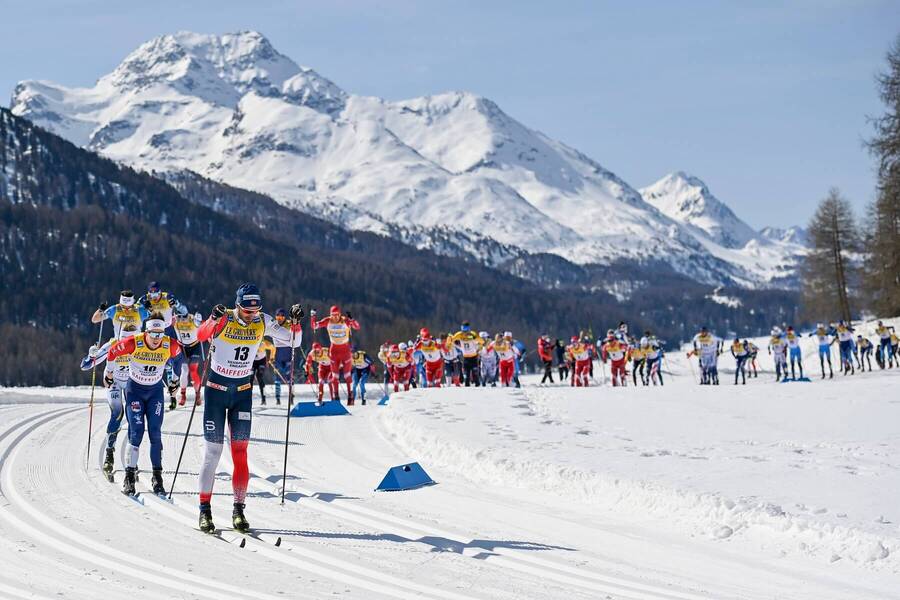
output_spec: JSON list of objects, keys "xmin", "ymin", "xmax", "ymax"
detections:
[
  {"xmin": 865, "ymin": 35, "xmax": 900, "ymax": 317},
  {"xmin": 801, "ymin": 188, "xmax": 859, "ymax": 322}
]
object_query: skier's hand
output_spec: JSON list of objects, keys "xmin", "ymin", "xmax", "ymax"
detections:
[
  {"xmin": 310, "ymin": 309, "xmax": 317, "ymax": 318},
  {"xmin": 103, "ymin": 372, "xmax": 114, "ymax": 387},
  {"xmin": 98, "ymin": 302, "xmax": 108, "ymax": 312},
  {"xmin": 167, "ymin": 377, "xmax": 180, "ymax": 395},
  {"xmin": 290, "ymin": 303, "xmax": 304, "ymax": 322},
  {"xmin": 345, "ymin": 311, "xmax": 352, "ymax": 320},
  {"xmin": 211, "ymin": 304, "xmax": 227, "ymax": 320},
  {"xmin": 89, "ymin": 344, "xmax": 101, "ymax": 358}
]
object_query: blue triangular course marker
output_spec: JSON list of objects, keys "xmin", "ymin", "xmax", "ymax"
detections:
[
  {"xmin": 375, "ymin": 462, "xmax": 435, "ymax": 492},
  {"xmin": 780, "ymin": 377, "xmax": 812, "ymax": 383},
  {"xmin": 290, "ymin": 400, "xmax": 350, "ymax": 417}
]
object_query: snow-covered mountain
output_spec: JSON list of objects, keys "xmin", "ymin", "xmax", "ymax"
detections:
[{"xmin": 10, "ymin": 30, "xmax": 804, "ymax": 287}]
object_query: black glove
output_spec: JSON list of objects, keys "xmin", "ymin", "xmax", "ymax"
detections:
[
  {"xmin": 167, "ymin": 378, "xmax": 179, "ymax": 395},
  {"xmin": 290, "ymin": 304, "xmax": 304, "ymax": 321},
  {"xmin": 141, "ymin": 298, "xmax": 152, "ymax": 309},
  {"xmin": 98, "ymin": 302, "xmax": 108, "ymax": 311},
  {"xmin": 103, "ymin": 372, "xmax": 114, "ymax": 387},
  {"xmin": 345, "ymin": 311, "xmax": 352, "ymax": 320},
  {"xmin": 212, "ymin": 304, "xmax": 227, "ymax": 320}
]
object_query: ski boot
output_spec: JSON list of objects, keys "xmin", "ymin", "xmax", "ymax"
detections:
[
  {"xmin": 102, "ymin": 448, "xmax": 115, "ymax": 481},
  {"xmin": 232, "ymin": 503, "xmax": 250, "ymax": 533},
  {"xmin": 347, "ymin": 391, "xmax": 355, "ymax": 406},
  {"xmin": 199, "ymin": 503, "xmax": 215, "ymax": 534},
  {"xmin": 151, "ymin": 468, "xmax": 165, "ymax": 496},
  {"xmin": 179, "ymin": 390, "xmax": 186, "ymax": 406},
  {"xmin": 122, "ymin": 467, "xmax": 137, "ymax": 496},
  {"xmin": 169, "ymin": 395, "xmax": 177, "ymax": 411},
  {"xmin": 195, "ymin": 389, "xmax": 203, "ymax": 406},
  {"xmin": 260, "ymin": 395, "xmax": 267, "ymax": 406},
  {"xmin": 361, "ymin": 396, "xmax": 367, "ymax": 406}
]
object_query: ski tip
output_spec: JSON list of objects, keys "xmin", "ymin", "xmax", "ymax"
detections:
[
  {"xmin": 275, "ymin": 537, "xmax": 282, "ymax": 547},
  {"xmin": 239, "ymin": 538, "xmax": 246, "ymax": 548}
]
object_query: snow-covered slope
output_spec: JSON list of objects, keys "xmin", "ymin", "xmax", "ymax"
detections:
[{"xmin": 10, "ymin": 30, "xmax": 803, "ymax": 287}]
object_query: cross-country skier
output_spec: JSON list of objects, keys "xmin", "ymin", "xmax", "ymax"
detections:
[
  {"xmin": 730, "ymin": 338, "xmax": 749, "ymax": 385},
  {"xmin": 415, "ymin": 329, "xmax": 445, "ymax": 388},
  {"xmin": 311, "ymin": 306, "xmax": 360, "ymax": 404},
  {"xmin": 479, "ymin": 332, "xmax": 499, "ymax": 387},
  {"xmin": 568, "ymin": 336, "xmax": 592, "ymax": 387},
  {"xmin": 628, "ymin": 341, "xmax": 647, "ymax": 386},
  {"xmin": 601, "ymin": 332, "xmax": 628, "ymax": 387},
  {"xmin": 138, "ymin": 282, "xmax": 184, "ymax": 328},
  {"xmin": 768, "ymin": 328, "xmax": 789, "ymax": 381},
  {"xmin": 692, "ymin": 327, "xmax": 722, "ymax": 385},
  {"xmin": 387, "ymin": 343, "xmax": 414, "ymax": 392},
  {"xmin": 857, "ymin": 335, "xmax": 874, "ymax": 371},
  {"xmin": 834, "ymin": 321, "xmax": 855, "ymax": 375},
  {"xmin": 785, "ymin": 326, "xmax": 804, "ymax": 379},
  {"xmin": 494, "ymin": 332, "xmax": 519, "ymax": 387},
  {"xmin": 173, "ymin": 307, "xmax": 205, "ymax": 406},
  {"xmin": 271, "ymin": 308, "xmax": 295, "ymax": 405},
  {"xmin": 745, "ymin": 340, "xmax": 759, "ymax": 378},
  {"xmin": 537, "ymin": 334, "xmax": 555, "ymax": 384},
  {"xmin": 808, "ymin": 323, "xmax": 834, "ymax": 379},
  {"xmin": 94, "ymin": 313, "xmax": 182, "ymax": 496},
  {"xmin": 555, "ymin": 339, "xmax": 569, "ymax": 381},
  {"xmin": 439, "ymin": 334, "xmax": 461, "ymax": 386},
  {"xmin": 80, "ymin": 322, "xmax": 140, "ymax": 480},
  {"xmin": 875, "ymin": 321, "xmax": 896, "ymax": 368},
  {"xmin": 644, "ymin": 337, "xmax": 664, "ymax": 386},
  {"xmin": 449, "ymin": 322, "xmax": 483, "ymax": 386},
  {"xmin": 251, "ymin": 337, "xmax": 275, "ymax": 405},
  {"xmin": 91, "ymin": 290, "xmax": 150, "ymax": 339},
  {"xmin": 194, "ymin": 284, "xmax": 303, "ymax": 534},
  {"xmin": 306, "ymin": 342, "xmax": 336, "ymax": 402},
  {"xmin": 351, "ymin": 347, "xmax": 375, "ymax": 404}
]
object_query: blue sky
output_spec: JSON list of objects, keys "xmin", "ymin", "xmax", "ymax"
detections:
[{"xmin": 2, "ymin": 0, "xmax": 896, "ymax": 228}]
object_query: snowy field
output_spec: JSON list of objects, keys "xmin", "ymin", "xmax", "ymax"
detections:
[{"xmin": 0, "ymin": 320, "xmax": 897, "ymax": 599}]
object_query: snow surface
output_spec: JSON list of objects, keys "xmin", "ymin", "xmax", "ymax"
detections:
[
  {"xmin": 10, "ymin": 31, "xmax": 804, "ymax": 287},
  {"xmin": 1, "ymin": 318, "xmax": 897, "ymax": 598}
]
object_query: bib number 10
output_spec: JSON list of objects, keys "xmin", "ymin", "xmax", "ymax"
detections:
[{"xmin": 233, "ymin": 346, "xmax": 250, "ymax": 361}]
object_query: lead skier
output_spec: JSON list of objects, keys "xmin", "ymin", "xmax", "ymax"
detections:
[{"xmin": 194, "ymin": 284, "xmax": 303, "ymax": 534}]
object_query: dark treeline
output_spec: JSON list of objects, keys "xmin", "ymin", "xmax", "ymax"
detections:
[{"xmin": 0, "ymin": 108, "xmax": 799, "ymax": 385}]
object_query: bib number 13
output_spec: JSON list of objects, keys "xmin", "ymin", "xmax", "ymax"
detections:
[{"xmin": 233, "ymin": 346, "xmax": 250, "ymax": 361}]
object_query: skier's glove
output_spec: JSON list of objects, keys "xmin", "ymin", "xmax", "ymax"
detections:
[
  {"xmin": 98, "ymin": 302, "xmax": 108, "ymax": 312},
  {"xmin": 89, "ymin": 344, "xmax": 101, "ymax": 358},
  {"xmin": 211, "ymin": 304, "xmax": 227, "ymax": 320},
  {"xmin": 290, "ymin": 304, "xmax": 304, "ymax": 321},
  {"xmin": 310, "ymin": 309, "xmax": 317, "ymax": 318},
  {"xmin": 167, "ymin": 378, "xmax": 180, "ymax": 395},
  {"xmin": 103, "ymin": 372, "xmax": 114, "ymax": 387},
  {"xmin": 345, "ymin": 311, "xmax": 352, "ymax": 320}
]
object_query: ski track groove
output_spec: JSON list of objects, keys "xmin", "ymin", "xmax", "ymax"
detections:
[
  {"xmin": 0, "ymin": 405, "xmax": 287, "ymax": 600},
  {"xmin": 238, "ymin": 402, "xmax": 718, "ymax": 600}
]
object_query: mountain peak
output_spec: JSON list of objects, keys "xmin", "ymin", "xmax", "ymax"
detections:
[{"xmin": 640, "ymin": 172, "xmax": 757, "ymax": 249}]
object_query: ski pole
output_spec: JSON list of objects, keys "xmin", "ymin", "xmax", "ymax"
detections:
[
  {"xmin": 686, "ymin": 353, "xmax": 698, "ymax": 383},
  {"xmin": 85, "ymin": 318, "xmax": 105, "ymax": 469},
  {"xmin": 168, "ymin": 344, "xmax": 212, "ymax": 500},
  {"xmin": 280, "ymin": 327, "xmax": 297, "ymax": 505}
]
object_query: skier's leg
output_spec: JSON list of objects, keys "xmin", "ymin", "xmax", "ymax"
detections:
[
  {"xmin": 146, "ymin": 387, "xmax": 164, "ymax": 471},
  {"xmin": 125, "ymin": 382, "xmax": 146, "ymax": 469},
  {"xmin": 226, "ymin": 384, "xmax": 252, "ymax": 506},
  {"xmin": 106, "ymin": 383, "xmax": 124, "ymax": 449},
  {"xmin": 198, "ymin": 377, "xmax": 230, "ymax": 507}
]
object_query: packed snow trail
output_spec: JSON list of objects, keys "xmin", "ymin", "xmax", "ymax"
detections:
[{"xmin": 0, "ymin": 333, "xmax": 898, "ymax": 599}]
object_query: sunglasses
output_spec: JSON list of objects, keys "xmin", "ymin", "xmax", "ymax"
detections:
[{"xmin": 147, "ymin": 330, "xmax": 165, "ymax": 339}]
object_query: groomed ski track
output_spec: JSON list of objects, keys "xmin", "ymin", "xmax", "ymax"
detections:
[{"xmin": 0, "ymin": 365, "xmax": 896, "ymax": 599}]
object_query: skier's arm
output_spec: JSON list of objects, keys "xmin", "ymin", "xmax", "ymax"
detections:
[
  {"xmin": 106, "ymin": 336, "xmax": 138, "ymax": 361},
  {"xmin": 168, "ymin": 340, "xmax": 182, "ymax": 360},
  {"xmin": 91, "ymin": 304, "xmax": 117, "ymax": 324},
  {"xmin": 265, "ymin": 314, "xmax": 302, "ymax": 347},
  {"xmin": 345, "ymin": 318, "xmax": 360, "ymax": 331},
  {"xmin": 196, "ymin": 313, "xmax": 228, "ymax": 343}
]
